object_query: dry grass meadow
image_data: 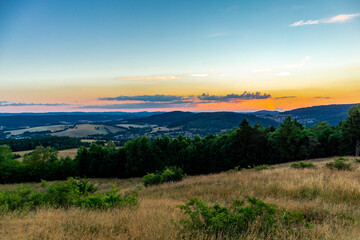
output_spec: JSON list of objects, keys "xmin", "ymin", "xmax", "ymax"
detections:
[{"xmin": 1, "ymin": 157, "xmax": 360, "ymax": 239}]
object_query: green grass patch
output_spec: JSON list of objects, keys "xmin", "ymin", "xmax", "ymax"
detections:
[
  {"xmin": 0, "ymin": 178, "xmax": 139, "ymax": 212},
  {"xmin": 143, "ymin": 166, "xmax": 186, "ymax": 187},
  {"xmin": 290, "ymin": 161, "xmax": 316, "ymax": 169},
  {"xmin": 253, "ymin": 164, "xmax": 269, "ymax": 171},
  {"xmin": 325, "ymin": 158, "xmax": 351, "ymax": 170},
  {"xmin": 178, "ymin": 197, "xmax": 309, "ymax": 238}
]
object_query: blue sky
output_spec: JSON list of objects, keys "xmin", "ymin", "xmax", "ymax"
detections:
[{"xmin": 0, "ymin": 0, "xmax": 359, "ymax": 112}]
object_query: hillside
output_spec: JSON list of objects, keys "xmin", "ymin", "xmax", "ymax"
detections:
[
  {"xmin": 168, "ymin": 112, "xmax": 279, "ymax": 130},
  {"xmin": 124, "ymin": 111, "xmax": 279, "ymax": 134},
  {"xmin": 281, "ymin": 103, "xmax": 357, "ymax": 126},
  {"xmin": 0, "ymin": 112, "xmax": 159, "ymax": 130},
  {"xmin": 126, "ymin": 111, "xmax": 195, "ymax": 126},
  {"xmin": 1, "ymin": 156, "xmax": 359, "ymax": 239}
]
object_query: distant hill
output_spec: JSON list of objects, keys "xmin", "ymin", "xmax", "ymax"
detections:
[
  {"xmin": 127, "ymin": 111, "xmax": 195, "ymax": 126},
  {"xmin": 168, "ymin": 112, "xmax": 278, "ymax": 132},
  {"xmin": 124, "ymin": 111, "xmax": 279, "ymax": 134},
  {"xmin": 280, "ymin": 103, "xmax": 358, "ymax": 126},
  {"xmin": 0, "ymin": 112, "xmax": 159, "ymax": 130},
  {"xmin": 252, "ymin": 110, "xmax": 281, "ymax": 115}
]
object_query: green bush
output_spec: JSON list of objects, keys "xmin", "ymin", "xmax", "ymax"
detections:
[
  {"xmin": 0, "ymin": 178, "xmax": 139, "ymax": 212},
  {"xmin": 325, "ymin": 159, "xmax": 351, "ymax": 170},
  {"xmin": 179, "ymin": 197, "xmax": 307, "ymax": 238},
  {"xmin": 253, "ymin": 164, "xmax": 268, "ymax": 171},
  {"xmin": 290, "ymin": 161, "xmax": 316, "ymax": 169},
  {"xmin": 354, "ymin": 158, "xmax": 360, "ymax": 163},
  {"xmin": 143, "ymin": 166, "xmax": 186, "ymax": 187},
  {"xmin": 226, "ymin": 166, "xmax": 240, "ymax": 173}
]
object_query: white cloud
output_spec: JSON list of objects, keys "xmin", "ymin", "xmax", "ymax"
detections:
[
  {"xmin": 116, "ymin": 72, "xmax": 210, "ymax": 81},
  {"xmin": 325, "ymin": 13, "xmax": 360, "ymax": 23},
  {"xmin": 188, "ymin": 73, "xmax": 208, "ymax": 77},
  {"xmin": 276, "ymin": 71, "xmax": 290, "ymax": 77},
  {"xmin": 290, "ymin": 13, "xmax": 360, "ymax": 27},
  {"xmin": 290, "ymin": 20, "xmax": 319, "ymax": 27}
]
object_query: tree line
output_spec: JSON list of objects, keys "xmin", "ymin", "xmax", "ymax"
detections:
[
  {"xmin": 0, "ymin": 105, "xmax": 359, "ymax": 183},
  {"xmin": 0, "ymin": 136, "xmax": 87, "ymax": 152}
]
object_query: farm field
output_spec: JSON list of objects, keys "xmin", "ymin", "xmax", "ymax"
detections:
[
  {"xmin": 51, "ymin": 124, "xmax": 124, "ymax": 138},
  {"xmin": 5, "ymin": 124, "xmax": 70, "ymax": 136},
  {"xmin": 1, "ymin": 157, "xmax": 360, "ymax": 239}
]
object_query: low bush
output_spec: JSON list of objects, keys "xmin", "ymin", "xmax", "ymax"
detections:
[
  {"xmin": 290, "ymin": 161, "xmax": 316, "ymax": 169},
  {"xmin": 143, "ymin": 166, "xmax": 186, "ymax": 187},
  {"xmin": 354, "ymin": 158, "xmax": 360, "ymax": 163},
  {"xmin": 0, "ymin": 178, "xmax": 139, "ymax": 212},
  {"xmin": 226, "ymin": 166, "xmax": 240, "ymax": 173},
  {"xmin": 179, "ymin": 197, "xmax": 307, "ymax": 238},
  {"xmin": 253, "ymin": 164, "xmax": 268, "ymax": 171},
  {"xmin": 325, "ymin": 159, "xmax": 351, "ymax": 170}
]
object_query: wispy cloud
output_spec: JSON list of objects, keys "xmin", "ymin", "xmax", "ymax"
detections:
[
  {"xmin": 275, "ymin": 96, "xmax": 297, "ymax": 99},
  {"xmin": 80, "ymin": 102, "xmax": 196, "ymax": 110},
  {"xmin": 188, "ymin": 73, "xmax": 208, "ymax": 77},
  {"xmin": 290, "ymin": 20, "xmax": 319, "ymax": 27},
  {"xmin": 290, "ymin": 13, "xmax": 360, "ymax": 27},
  {"xmin": 198, "ymin": 92, "xmax": 271, "ymax": 102},
  {"xmin": 325, "ymin": 13, "xmax": 360, "ymax": 23},
  {"xmin": 0, "ymin": 101, "xmax": 69, "ymax": 107},
  {"xmin": 116, "ymin": 72, "xmax": 210, "ymax": 81},
  {"xmin": 89, "ymin": 91, "xmax": 272, "ymax": 109},
  {"xmin": 313, "ymin": 96, "xmax": 331, "ymax": 99},
  {"xmin": 99, "ymin": 95, "xmax": 185, "ymax": 102}
]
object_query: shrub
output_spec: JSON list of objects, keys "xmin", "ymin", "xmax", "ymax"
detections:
[
  {"xmin": 253, "ymin": 164, "xmax": 268, "ymax": 171},
  {"xmin": 226, "ymin": 166, "xmax": 240, "ymax": 173},
  {"xmin": 0, "ymin": 178, "xmax": 139, "ymax": 212},
  {"xmin": 143, "ymin": 166, "xmax": 186, "ymax": 187},
  {"xmin": 354, "ymin": 158, "xmax": 360, "ymax": 163},
  {"xmin": 179, "ymin": 197, "xmax": 307, "ymax": 238},
  {"xmin": 290, "ymin": 161, "xmax": 316, "ymax": 169},
  {"xmin": 325, "ymin": 159, "xmax": 351, "ymax": 170}
]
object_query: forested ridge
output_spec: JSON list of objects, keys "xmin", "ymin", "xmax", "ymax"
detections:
[
  {"xmin": 0, "ymin": 105, "xmax": 359, "ymax": 184},
  {"xmin": 0, "ymin": 136, "xmax": 85, "ymax": 152}
]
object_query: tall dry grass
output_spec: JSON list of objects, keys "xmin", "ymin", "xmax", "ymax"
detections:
[{"xmin": 1, "ymin": 157, "xmax": 360, "ymax": 239}]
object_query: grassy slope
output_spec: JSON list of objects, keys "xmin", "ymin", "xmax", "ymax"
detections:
[{"xmin": 1, "ymin": 157, "xmax": 360, "ymax": 239}]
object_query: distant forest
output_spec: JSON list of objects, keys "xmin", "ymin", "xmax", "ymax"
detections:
[{"xmin": 0, "ymin": 105, "xmax": 359, "ymax": 184}]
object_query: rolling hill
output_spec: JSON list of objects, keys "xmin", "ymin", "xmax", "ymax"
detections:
[{"xmin": 281, "ymin": 103, "xmax": 357, "ymax": 126}]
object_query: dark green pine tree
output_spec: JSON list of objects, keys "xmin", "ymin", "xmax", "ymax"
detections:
[{"xmin": 341, "ymin": 105, "xmax": 360, "ymax": 156}]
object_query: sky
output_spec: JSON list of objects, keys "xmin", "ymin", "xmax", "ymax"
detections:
[{"xmin": 0, "ymin": 0, "xmax": 359, "ymax": 113}]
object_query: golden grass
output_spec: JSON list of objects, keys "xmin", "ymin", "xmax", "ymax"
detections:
[{"xmin": 1, "ymin": 157, "xmax": 360, "ymax": 239}]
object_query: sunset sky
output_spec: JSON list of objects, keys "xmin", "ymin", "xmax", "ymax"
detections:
[{"xmin": 0, "ymin": 0, "xmax": 359, "ymax": 113}]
